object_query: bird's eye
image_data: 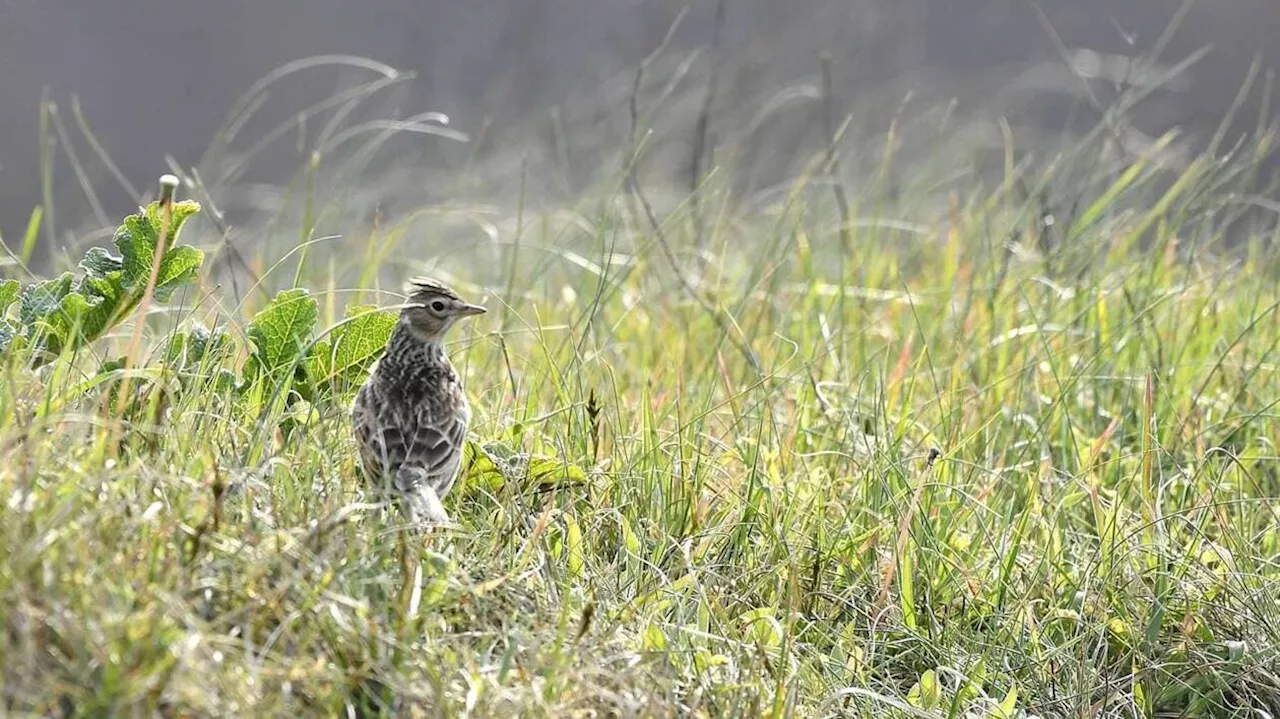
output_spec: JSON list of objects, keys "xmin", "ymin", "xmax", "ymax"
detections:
[{"xmin": 430, "ymin": 300, "xmax": 446, "ymax": 313}]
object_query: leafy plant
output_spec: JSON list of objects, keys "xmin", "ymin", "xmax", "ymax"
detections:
[
  {"xmin": 242, "ymin": 288, "xmax": 321, "ymax": 390},
  {"xmin": 0, "ymin": 279, "xmax": 21, "ymax": 351},
  {"xmin": 163, "ymin": 323, "xmax": 238, "ymax": 393},
  {"xmin": 241, "ymin": 288, "xmax": 400, "ymax": 406},
  {"xmin": 304, "ymin": 304, "xmax": 399, "ymax": 400},
  {"xmin": 462, "ymin": 439, "xmax": 588, "ymax": 494},
  {"xmin": 0, "ymin": 178, "xmax": 204, "ymax": 363}
]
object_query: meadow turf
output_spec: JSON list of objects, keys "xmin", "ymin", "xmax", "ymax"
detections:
[{"xmin": 3, "ymin": 77, "xmax": 1280, "ymax": 717}]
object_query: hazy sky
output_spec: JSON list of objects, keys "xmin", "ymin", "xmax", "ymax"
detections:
[{"xmin": 0, "ymin": 0, "xmax": 1273, "ymax": 244}]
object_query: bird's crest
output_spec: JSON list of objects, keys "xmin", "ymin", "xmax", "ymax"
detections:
[{"xmin": 405, "ymin": 276, "xmax": 461, "ymax": 300}]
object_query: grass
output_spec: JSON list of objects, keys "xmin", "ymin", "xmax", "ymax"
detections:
[{"xmin": 3, "ymin": 58, "xmax": 1280, "ymax": 718}]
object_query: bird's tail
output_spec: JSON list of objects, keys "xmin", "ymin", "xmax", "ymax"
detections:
[{"xmin": 395, "ymin": 468, "xmax": 451, "ymax": 525}]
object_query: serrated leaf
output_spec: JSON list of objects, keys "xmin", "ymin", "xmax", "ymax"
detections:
[
  {"xmin": 13, "ymin": 199, "xmax": 201, "ymax": 367},
  {"xmin": 20, "ymin": 273, "xmax": 74, "ymax": 325},
  {"xmin": 330, "ymin": 306, "xmax": 396, "ymax": 378},
  {"xmin": 80, "ymin": 247, "xmax": 124, "ymax": 278},
  {"xmin": 461, "ymin": 440, "xmax": 588, "ymax": 494},
  {"xmin": 245, "ymin": 288, "xmax": 319, "ymax": 380},
  {"xmin": 116, "ymin": 215, "xmax": 159, "ymax": 288},
  {"xmin": 166, "ymin": 323, "xmax": 233, "ymax": 369},
  {"xmin": 304, "ymin": 304, "xmax": 397, "ymax": 399},
  {"xmin": 0, "ymin": 279, "xmax": 21, "ymax": 313},
  {"xmin": 526, "ymin": 454, "xmax": 588, "ymax": 485},
  {"xmin": 51, "ymin": 285, "xmax": 119, "ymax": 349},
  {"xmin": 115, "ymin": 199, "xmax": 201, "ymax": 290},
  {"xmin": 153, "ymin": 246, "xmax": 204, "ymax": 301},
  {"xmin": 36, "ymin": 264, "xmax": 135, "ymax": 358},
  {"xmin": 0, "ymin": 321, "xmax": 15, "ymax": 353},
  {"xmin": 145, "ymin": 198, "xmax": 201, "ymax": 239}
]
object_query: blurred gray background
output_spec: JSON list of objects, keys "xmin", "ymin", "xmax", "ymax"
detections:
[{"xmin": 1, "ymin": 0, "xmax": 1277, "ymax": 247}]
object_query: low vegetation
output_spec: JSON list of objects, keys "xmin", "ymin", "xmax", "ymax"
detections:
[{"xmin": 1, "ymin": 61, "xmax": 1279, "ymax": 717}]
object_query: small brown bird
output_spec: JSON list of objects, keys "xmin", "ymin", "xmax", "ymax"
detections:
[{"xmin": 351, "ymin": 277, "xmax": 486, "ymax": 525}]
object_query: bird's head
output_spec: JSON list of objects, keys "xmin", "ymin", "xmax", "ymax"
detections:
[{"xmin": 400, "ymin": 277, "xmax": 487, "ymax": 342}]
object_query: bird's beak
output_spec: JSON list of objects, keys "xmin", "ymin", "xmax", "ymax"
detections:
[{"xmin": 455, "ymin": 302, "xmax": 488, "ymax": 316}]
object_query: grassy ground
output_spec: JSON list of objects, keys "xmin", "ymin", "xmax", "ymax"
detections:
[{"xmin": 3, "ymin": 83, "xmax": 1280, "ymax": 718}]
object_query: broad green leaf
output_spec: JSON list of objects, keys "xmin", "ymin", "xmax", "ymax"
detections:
[
  {"xmin": 116, "ymin": 214, "xmax": 160, "ymax": 288},
  {"xmin": 36, "ymin": 261, "xmax": 137, "ymax": 356},
  {"xmin": 738, "ymin": 606, "xmax": 772, "ymax": 622},
  {"xmin": 21, "ymin": 274, "xmax": 78, "ymax": 354},
  {"xmin": 907, "ymin": 669, "xmax": 942, "ymax": 709},
  {"xmin": 837, "ymin": 635, "xmax": 865, "ymax": 676},
  {"xmin": 527, "ymin": 454, "xmax": 587, "ymax": 485},
  {"xmin": 642, "ymin": 624, "xmax": 667, "ymax": 652},
  {"xmin": 461, "ymin": 440, "xmax": 588, "ymax": 493},
  {"xmin": 565, "ymin": 514, "xmax": 585, "ymax": 580},
  {"xmin": 10, "ymin": 198, "xmax": 202, "ymax": 367},
  {"xmin": 1107, "ymin": 617, "xmax": 1131, "ymax": 641},
  {"xmin": 0, "ymin": 321, "xmax": 15, "ymax": 353},
  {"xmin": 461, "ymin": 440, "xmax": 514, "ymax": 492},
  {"xmin": 153, "ymin": 246, "xmax": 204, "ymax": 301},
  {"xmin": 165, "ymin": 323, "xmax": 234, "ymax": 369},
  {"xmin": 80, "ymin": 247, "xmax": 124, "ymax": 278},
  {"xmin": 304, "ymin": 304, "xmax": 397, "ymax": 398},
  {"xmin": 245, "ymin": 288, "xmax": 319, "ymax": 380},
  {"xmin": 115, "ymin": 199, "xmax": 201, "ymax": 289},
  {"xmin": 50, "ymin": 284, "xmax": 120, "ymax": 349},
  {"xmin": 622, "ymin": 517, "xmax": 641, "ymax": 556},
  {"xmin": 989, "ymin": 683, "xmax": 1018, "ymax": 719},
  {"xmin": 959, "ymin": 657, "xmax": 986, "ymax": 704},
  {"xmin": 145, "ymin": 198, "xmax": 202, "ymax": 240},
  {"xmin": 213, "ymin": 369, "xmax": 238, "ymax": 394},
  {"xmin": 303, "ymin": 339, "xmax": 333, "ymax": 394},
  {"xmin": 480, "ymin": 440, "xmax": 519, "ymax": 461},
  {"xmin": 739, "ymin": 608, "xmax": 782, "ymax": 652},
  {"xmin": 19, "ymin": 273, "xmax": 74, "ymax": 325},
  {"xmin": 692, "ymin": 650, "xmax": 729, "ymax": 674},
  {"xmin": 0, "ymin": 279, "xmax": 21, "ymax": 312},
  {"xmin": 330, "ymin": 306, "xmax": 397, "ymax": 378}
]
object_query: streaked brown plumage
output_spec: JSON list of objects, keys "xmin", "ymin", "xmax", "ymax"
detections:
[{"xmin": 351, "ymin": 277, "xmax": 486, "ymax": 525}]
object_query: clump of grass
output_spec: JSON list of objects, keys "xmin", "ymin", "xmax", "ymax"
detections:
[{"xmin": 3, "ymin": 58, "xmax": 1280, "ymax": 718}]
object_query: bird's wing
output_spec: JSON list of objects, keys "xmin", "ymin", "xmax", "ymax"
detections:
[
  {"xmin": 393, "ymin": 408, "xmax": 467, "ymax": 493},
  {"xmin": 353, "ymin": 379, "xmax": 467, "ymax": 494}
]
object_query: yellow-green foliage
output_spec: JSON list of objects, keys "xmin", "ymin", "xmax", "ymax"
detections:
[{"xmin": 2, "ymin": 108, "xmax": 1279, "ymax": 719}]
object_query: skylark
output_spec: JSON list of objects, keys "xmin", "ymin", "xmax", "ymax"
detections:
[{"xmin": 351, "ymin": 277, "xmax": 486, "ymax": 525}]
